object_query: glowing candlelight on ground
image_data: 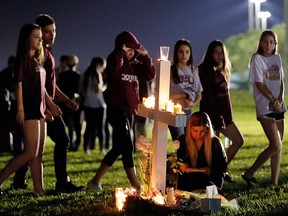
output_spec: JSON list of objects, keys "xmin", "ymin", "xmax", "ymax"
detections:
[
  {"xmin": 152, "ymin": 194, "xmax": 166, "ymax": 205},
  {"xmin": 166, "ymin": 187, "xmax": 176, "ymax": 205},
  {"xmin": 173, "ymin": 104, "xmax": 182, "ymax": 114},
  {"xmin": 115, "ymin": 187, "xmax": 127, "ymax": 211},
  {"xmin": 143, "ymin": 95, "xmax": 155, "ymax": 108},
  {"xmin": 165, "ymin": 101, "xmax": 174, "ymax": 112}
]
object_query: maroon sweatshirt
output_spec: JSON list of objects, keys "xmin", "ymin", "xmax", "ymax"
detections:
[{"xmin": 104, "ymin": 31, "xmax": 155, "ymax": 114}]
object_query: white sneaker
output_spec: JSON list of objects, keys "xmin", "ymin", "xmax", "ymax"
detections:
[{"xmin": 87, "ymin": 181, "xmax": 102, "ymax": 190}]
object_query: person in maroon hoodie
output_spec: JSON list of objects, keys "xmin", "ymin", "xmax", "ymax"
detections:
[{"xmin": 87, "ymin": 31, "xmax": 156, "ymax": 190}]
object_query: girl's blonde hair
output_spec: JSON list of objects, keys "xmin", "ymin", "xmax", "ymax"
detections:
[{"xmin": 185, "ymin": 112, "xmax": 214, "ymax": 168}]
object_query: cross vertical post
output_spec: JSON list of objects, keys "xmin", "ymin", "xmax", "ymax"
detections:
[
  {"xmin": 150, "ymin": 60, "xmax": 171, "ymax": 193},
  {"xmin": 137, "ymin": 60, "xmax": 186, "ymax": 194}
]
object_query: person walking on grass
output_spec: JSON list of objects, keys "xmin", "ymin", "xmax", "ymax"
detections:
[
  {"xmin": 11, "ymin": 14, "xmax": 83, "ymax": 193},
  {"xmin": 242, "ymin": 30, "xmax": 286, "ymax": 187},
  {"xmin": 0, "ymin": 23, "xmax": 59, "ymax": 195},
  {"xmin": 87, "ymin": 31, "xmax": 155, "ymax": 191}
]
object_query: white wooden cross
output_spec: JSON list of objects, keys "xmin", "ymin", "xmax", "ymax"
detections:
[{"xmin": 137, "ymin": 60, "xmax": 186, "ymax": 194}]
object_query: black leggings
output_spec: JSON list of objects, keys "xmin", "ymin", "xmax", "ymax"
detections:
[{"xmin": 103, "ymin": 107, "xmax": 135, "ymax": 168}]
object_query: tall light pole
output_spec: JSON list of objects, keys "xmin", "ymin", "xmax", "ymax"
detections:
[
  {"xmin": 250, "ymin": 0, "xmax": 266, "ymax": 29},
  {"xmin": 248, "ymin": 0, "xmax": 254, "ymax": 31},
  {"xmin": 258, "ymin": 11, "xmax": 271, "ymax": 30}
]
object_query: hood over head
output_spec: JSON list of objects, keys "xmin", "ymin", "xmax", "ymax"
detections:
[{"xmin": 115, "ymin": 31, "xmax": 142, "ymax": 50}]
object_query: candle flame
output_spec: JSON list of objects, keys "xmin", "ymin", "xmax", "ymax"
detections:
[
  {"xmin": 143, "ymin": 95, "xmax": 155, "ymax": 108},
  {"xmin": 115, "ymin": 188, "xmax": 127, "ymax": 211}
]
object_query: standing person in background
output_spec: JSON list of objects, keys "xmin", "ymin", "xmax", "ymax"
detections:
[
  {"xmin": 169, "ymin": 39, "xmax": 202, "ymax": 141},
  {"xmin": 198, "ymin": 40, "xmax": 244, "ymax": 183},
  {"xmin": 87, "ymin": 31, "xmax": 155, "ymax": 191},
  {"xmin": 0, "ymin": 56, "xmax": 15, "ymax": 153},
  {"xmin": 55, "ymin": 55, "xmax": 69, "ymax": 81},
  {"xmin": 0, "ymin": 23, "xmax": 53, "ymax": 195},
  {"xmin": 80, "ymin": 57, "xmax": 107, "ymax": 155},
  {"xmin": 242, "ymin": 30, "xmax": 286, "ymax": 187},
  {"xmin": 57, "ymin": 55, "xmax": 82, "ymax": 151}
]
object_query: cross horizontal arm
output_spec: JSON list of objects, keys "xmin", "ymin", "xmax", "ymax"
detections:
[{"xmin": 138, "ymin": 104, "xmax": 186, "ymax": 127}]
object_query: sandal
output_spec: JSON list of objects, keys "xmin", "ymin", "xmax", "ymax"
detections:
[{"xmin": 241, "ymin": 174, "xmax": 257, "ymax": 187}]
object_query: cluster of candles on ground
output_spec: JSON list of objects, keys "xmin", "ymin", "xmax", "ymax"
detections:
[
  {"xmin": 142, "ymin": 96, "xmax": 183, "ymax": 115},
  {"xmin": 115, "ymin": 187, "xmax": 176, "ymax": 211}
]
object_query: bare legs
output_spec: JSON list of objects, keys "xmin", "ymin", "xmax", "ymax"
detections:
[
  {"xmin": 0, "ymin": 119, "xmax": 46, "ymax": 194},
  {"xmin": 90, "ymin": 162, "xmax": 110, "ymax": 188},
  {"xmin": 216, "ymin": 122, "xmax": 244, "ymax": 164},
  {"xmin": 30, "ymin": 119, "xmax": 47, "ymax": 194},
  {"xmin": 244, "ymin": 117, "xmax": 283, "ymax": 185},
  {"xmin": 89, "ymin": 163, "xmax": 140, "ymax": 190}
]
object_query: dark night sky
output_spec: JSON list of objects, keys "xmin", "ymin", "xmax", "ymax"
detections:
[{"xmin": 0, "ymin": 0, "xmax": 284, "ymax": 72}]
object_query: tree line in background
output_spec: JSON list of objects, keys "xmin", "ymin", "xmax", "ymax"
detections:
[{"xmin": 225, "ymin": 23, "xmax": 285, "ymax": 73}]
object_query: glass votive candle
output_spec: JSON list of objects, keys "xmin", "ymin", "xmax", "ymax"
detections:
[
  {"xmin": 173, "ymin": 104, "xmax": 182, "ymax": 114},
  {"xmin": 160, "ymin": 46, "xmax": 170, "ymax": 60}
]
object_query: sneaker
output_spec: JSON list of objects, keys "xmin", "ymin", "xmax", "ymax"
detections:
[
  {"xmin": 100, "ymin": 149, "xmax": 106, "ymax": 155},
  {"xmin": 241, "ymin": 174, "xmax": 257, "ymax": 187},
  {"xmin": 84, "ymin": 149, "xmax": 91, "ymax": 155},
  {"xmin": 87, "ymin": 181, "xmax": 102, "ymax": 190},
  {"xmin": 55, "ymin": 181, "xmax": 84, "ymax": 193},
  {"xmin": 10, "ymin": 181, "xmax": 28, "ymax": 190}
]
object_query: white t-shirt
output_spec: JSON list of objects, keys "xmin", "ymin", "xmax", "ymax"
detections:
[
  {"xmin": 170, "ymin": 66, "xmax": 203, "ymax": 101},
  {"xmin": 249, "ymin": 53, "xmax": 286, "ymax": 117}
]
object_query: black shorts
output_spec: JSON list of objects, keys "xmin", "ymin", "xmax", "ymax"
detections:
[
  {"xmin": 258, "ymin": 112, "xmax": 285, "ymax": 121},
  {"xmin": 24, "ymin": 102, "xmax": 42, "ymax": 120}
]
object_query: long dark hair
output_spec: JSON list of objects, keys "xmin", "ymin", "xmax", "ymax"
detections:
[
  {"xmin": 82, "ymin": 57, "xmax": 105, "ymax": 94},
  {"xmin": 199, "ymin": 40, "xmax": 231, "ymax": 85},
  {"xmin": 255, "ymin": 30, "xmax": 278, "ymax": 55},
  {"xmin": 171, "ymin": 39, "xmax": 194, "ymax": 84},
  {"xmin": 14, "ymin": 23, "xmax": 44, "ymax": 72}
]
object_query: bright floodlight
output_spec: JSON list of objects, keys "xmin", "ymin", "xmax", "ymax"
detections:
[
  {"xmin": 250, "ymin": 0, "xmax": 266, "ymax": 3},
  {"xmin": 258, "ymin": 11, "xmax": 271, "ymax": 19},
  {"xmin": 250, "ymin": 0, "xmax": 267, "ymax": 29},
  {"xmin": 258, "ymin": 11, "xmax": 271, "ymax": 30}
]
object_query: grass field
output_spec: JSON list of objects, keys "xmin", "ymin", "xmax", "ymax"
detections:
[{"xmin": 0, "ymin": 90, "xmax": 288, "ymax": 215}]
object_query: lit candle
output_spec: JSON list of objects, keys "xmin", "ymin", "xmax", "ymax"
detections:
[
  {"xmin": 152, "ymin": 194, "xmax": 166, "ymax": 205},
  {"xmin": 115, "ymin": 187, "xmax": 126, "ymax": 211},
  {"xmin": 165, "ymin": 101, "xmax": 174, "ymax": 112},
  {"xmin": 144, "ymin": 95, "xmax": 155, "ymax": 108},
  {"xmin": 166, "ymin": 187, "xmax": 176, "ymax": 205},
  {"xmin": 173, "ymin": 104, "xmax": 182, "ymax": 114}
]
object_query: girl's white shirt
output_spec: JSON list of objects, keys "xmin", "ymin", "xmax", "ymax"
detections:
[{"xmin": 249, "ymin": 53, "xmax": 287, "ymax": 117}]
